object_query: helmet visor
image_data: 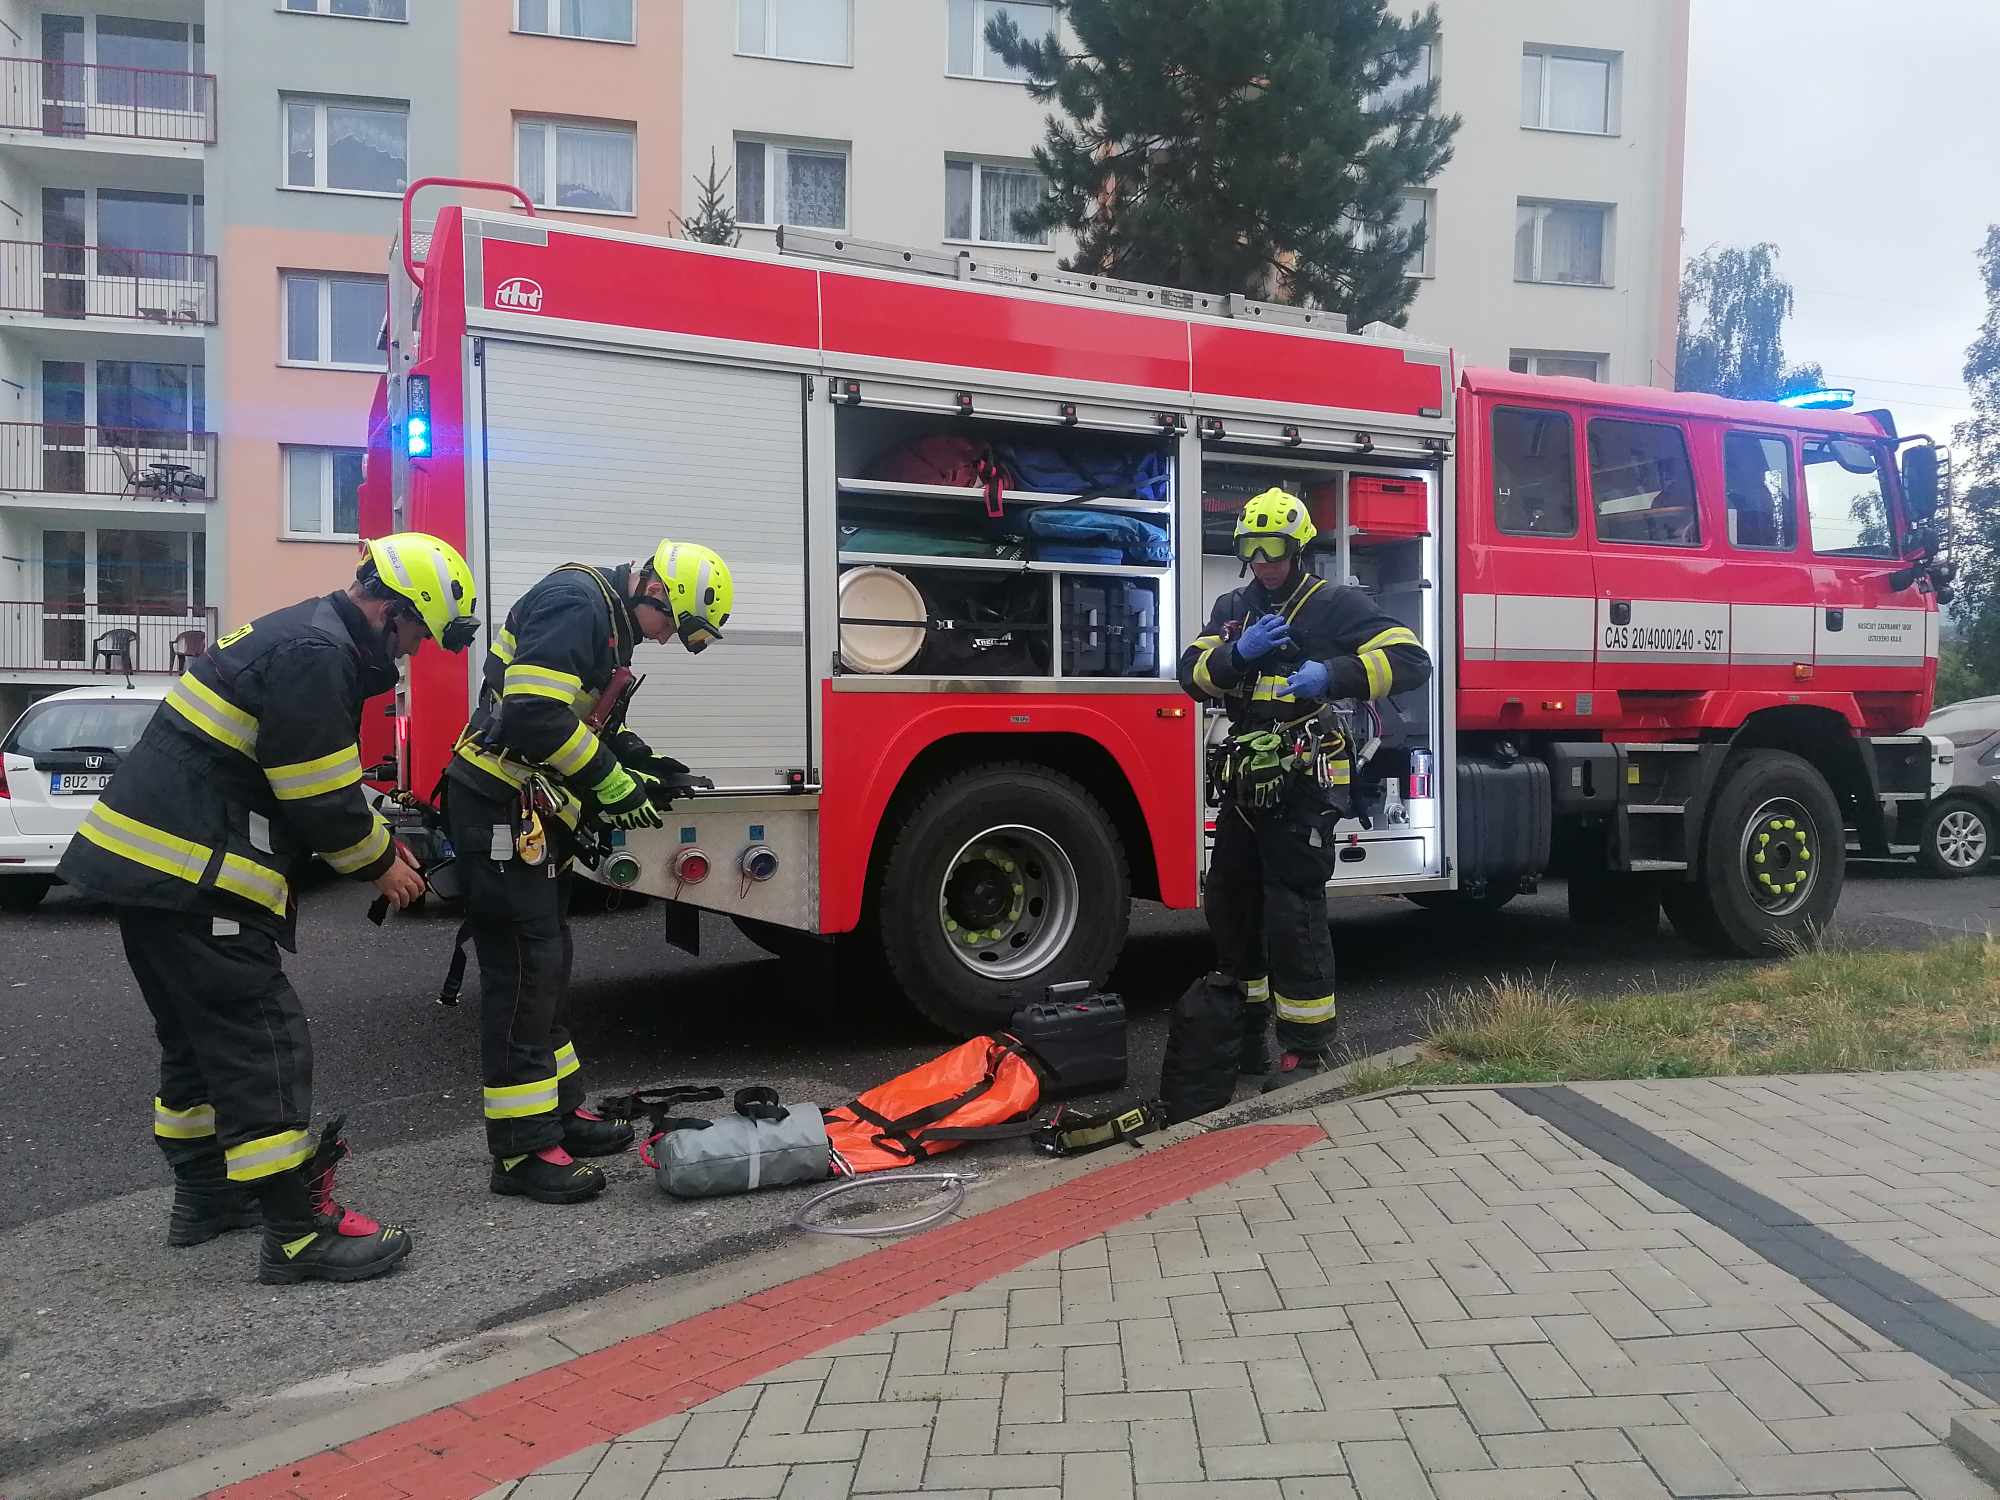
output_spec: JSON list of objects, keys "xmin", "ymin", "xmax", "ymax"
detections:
[
  {"xmin": 1235, "ymin": 533, "xmax": 1298, "ymax": 563},
  {"xmin": 676, "ymin": 614, "xmax": 723, "ymax": 655},
  {"xmin": 439, "ymin": 616, "xmax": 481, "ymax": 654}
]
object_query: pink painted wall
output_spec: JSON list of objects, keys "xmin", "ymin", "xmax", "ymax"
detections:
[
  {"xmin": 219, "ymin": 225, "xmax": 385, "ymax": 622},
  {"xmin": 457, "ymin": 0, "xmax": 685, "ymax": 239}
]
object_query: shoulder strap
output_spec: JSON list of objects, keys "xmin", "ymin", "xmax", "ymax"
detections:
[{"xmin": 552, "ymin": 563, "xmax": 635, "ymax": 658}]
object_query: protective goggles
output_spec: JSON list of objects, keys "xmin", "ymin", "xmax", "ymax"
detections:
[{"xmin": 1235, "ymin": 533, "xmax": 1299, "ymax": 562}]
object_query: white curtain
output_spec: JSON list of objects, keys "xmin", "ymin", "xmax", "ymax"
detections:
[
  {"xmin": 327, "ymin": 105, "xmax": 407, "ymax": 193},
  {"xmin": 735, "ymin": 141, "xmax": 768, "ymax": 223},
  {"xmin": 555, "ymin": 125, "xmax": 633, "ymax": 213},
  {"xmin": 979, "ymin": 164, "xmax": 1045, "ymax": 244},
  {"xmin": 1546, "ymin": 56, "xmax": 1608, "ymax": 133},
  {"xmin": 784, "ymin": 150, "xmax": 846, "ymax": 229},
  {"xmin": 1541, "ymin": 205, "xmax": 1604, "ymax": 285}
]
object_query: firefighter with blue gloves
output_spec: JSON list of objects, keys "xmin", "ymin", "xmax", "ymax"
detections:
[{"xmin": 1179, "ymin": 490, "xmax": 1431, "ymax": 1084}]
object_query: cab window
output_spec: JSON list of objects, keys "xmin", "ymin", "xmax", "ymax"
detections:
[
  {"xmin": 1491, "ymin": 406, "xmax": 1576, "ymax": 537},
  {"xmin": 1802, "ymin": 437, "xmax": 1896, "ymax": 557},
  {"xmin": 1588, "ymin": 418, "xmax": 1700, "ymax": 546},
  {"xmin": 1723, "ymin": 432, "xmax": 1795, "ymax": 550}
]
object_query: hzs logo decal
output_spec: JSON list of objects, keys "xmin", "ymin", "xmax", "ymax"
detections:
[{"xmin": 493, "ymin": 277, "xmax": 544, "ymax": 312}]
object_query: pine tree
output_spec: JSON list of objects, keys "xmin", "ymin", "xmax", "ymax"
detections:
[
  {"xmin": 1675, "ymin": 243, "xmax": 1823, "ymax": 401},
  {"xmin": 1944, "ymin": 226, "xmax": 2000, "ymax": 704},
  {"xmin": 986, "ymin": 0, "xmax": 1458, "ymax": 329},
  {"xmin": 676, "ymin": 149, "xmax": 741, "ymax": 247}
]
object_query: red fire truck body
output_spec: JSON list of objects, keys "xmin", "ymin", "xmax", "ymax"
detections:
[{"xmin": 361, "ymin": 190, "xmax": 1942, "ymax": 1034}]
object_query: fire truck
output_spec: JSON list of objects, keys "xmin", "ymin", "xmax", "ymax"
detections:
[{"xmin": 359, "ymin": 180, "xmax": 1948, "ymax": 1036}]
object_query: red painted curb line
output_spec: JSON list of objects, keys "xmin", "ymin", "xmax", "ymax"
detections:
[{"xmin": 208, "ymin": 1122, "xmax": 1324, "ymax": 1499}]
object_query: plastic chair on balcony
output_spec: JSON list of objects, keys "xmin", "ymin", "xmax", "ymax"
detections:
[
  {"xmin": 114, "ymin": 448, "xmax": 169, "ymax": 501},
  {"xmin": 169, "ymin": 628, "xmax": 206, "ymax": 673},
  {"xmin": 92, "ymin": 627, "xmax": 139, "ymax": 679}
]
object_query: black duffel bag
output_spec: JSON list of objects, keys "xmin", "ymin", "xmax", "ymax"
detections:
[{"xmin": 1158, "ymin": 972, "xmax": 1241, "ymax": 1124}]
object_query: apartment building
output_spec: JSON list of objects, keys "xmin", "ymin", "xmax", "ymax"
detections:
[{"xmin": 681, "ymin": 0, "xmax": 1688, "ymax": 382}]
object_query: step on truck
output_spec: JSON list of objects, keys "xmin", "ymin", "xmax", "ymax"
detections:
[{"xmin": 358, "ymin": 179, "xmax": 1950, "ymax": 1036}]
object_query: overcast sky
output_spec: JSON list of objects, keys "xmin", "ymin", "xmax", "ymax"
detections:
[{"xmin": 1683, "ymin": 0, "xmax": 2000, "ymax": 438}]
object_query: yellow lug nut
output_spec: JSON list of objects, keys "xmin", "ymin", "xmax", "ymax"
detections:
[
  {"xmin": 1753, "ymin": 852, "xmax": 1766, "ymax": 865},
  {"xmin": 1800, "ymin": 849, "xmax": 1811, "ymax": 861},
  {"xmin": 1759, "ymin": 873, "xmax": 1774, "ymax": 887}
]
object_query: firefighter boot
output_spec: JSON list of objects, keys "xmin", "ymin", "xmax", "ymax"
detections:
[
  {"xmin": 1261, "ymin": 1045, "xmax": 1337, "ymax": 1093},
  {"xmin": 561, "ymin": 1107, "xmax": 635, "ymax": 1158},
  {"xmin": 254, "ymin": 1117, "xmax": 412, "ymax": 1285},
  {"xmin": 491, "ymin": 1144, "xmax": 607, "ymax": 1205},
  {"xmin": 1238, "ymin": 986, "xmax": 1276, "ymax": 1077},
  {"xmin": 161, "ymin": 1138, "xmax": 261, "ymax": 1247}
]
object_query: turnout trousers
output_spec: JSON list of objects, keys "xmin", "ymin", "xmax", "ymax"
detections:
[
  {"xmin": 446, "ymin": 778, "xmax": 585, "ymax": 1156},
  {"xmin": 122, "ymin": 907, "xmax": 316, "ymax": 1183},
  {"xmin": 1203, "ymin": 791, "xmax": 1339, "ymax": 1056}
]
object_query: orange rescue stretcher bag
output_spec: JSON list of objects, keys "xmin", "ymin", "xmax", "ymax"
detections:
[{"xmin": 824, "ymin": 1035, "xmax": 1043, "ymax": 1175}]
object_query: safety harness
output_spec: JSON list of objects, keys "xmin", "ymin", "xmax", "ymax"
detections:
[{"xmin": 1034, "ymin": 1100, "xmax": 1166, "ymax": 1157}]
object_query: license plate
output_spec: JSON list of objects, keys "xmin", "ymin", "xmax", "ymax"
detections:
[{"xmin": 50, "ymin": 772, "xmax": 110, "ymax": 794}]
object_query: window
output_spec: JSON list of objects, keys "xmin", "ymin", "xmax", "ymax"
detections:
[
  {"xmin": 736, "ymin": 0, "xmax": 848, "ymax": 64},
  {"xmin": 1724, "ymin": 432, "xmax": 1796, "ymax": 550},
  {"xmin": 95, "ymin": 361, "xmax": 203, "ymax": 444},
  {"xmin": 284, "ymin": 97, "xmax": 409, "ymax": 195},
  {"xmin": 283, "ymin": 273, "xmax": 387, "ymax": 368},
  {"xmin": 284, "ymin": 0, "xmax": 408, "ymax": 19},
  {"xmin": 93, "ymin": 17, "xmax": 203, "ymax": 109},
  {"xmin": 1515, "ymin": 199, "xmax": 1610, "ymax": 286},
  {"xmin": 1521, "ymin": 47, "xmax": 1617, "ymax": 134},
  {"xmin": 735, "ymin": 137, "xmax": 847, "ymax": 229},
  {"xmin": 1509, "ymin": 350, "xmax": 1604, "ymax": 381},
  {"xmin": 1395, "ymin": 191, "xmax": 1434, "ymax": 277},
  {"xmin": 516, "ymin": 119, "xmax": 636, "ymax": 214},
  {"xmin": 6, "ymin": 697, "xmax": 160, "ymax": 757},
  {"xmin": 1491, "ymin": 407, "xmax": 1576, "ymax": 537},
  {"xmin": 284, "ymin": 445, "xmax": 364, "ymax": 539},
  {"xmin": 1803, "ymin": 436, "xmax": 1896, "ymax": 557},
  {"xmin": 517, "ymin": 0, "xmax": 633, "ymax": 41},
  {"xmin": 1366, "ymin": 43, "xmax": 1432, "ymax": 112},
  {"xmin": 948, "ymin": 0, "xmax": 1054, "ymax": 82},
  {"xmin": 97, "ymin": 529, "xmax": 193, "ymax": 612},
  {"xmin": 945, "ymin": 159, "xmax": 1046, "ymax": 245},
  {"xmin": 1589, "ymin": 419, "xmax": 1699, "ymax": 546}
]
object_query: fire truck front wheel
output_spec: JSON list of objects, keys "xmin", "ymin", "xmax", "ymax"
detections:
[
  {"xmin": 878, "ymin": 763, "xmax": 1130, "ymax": 1037},
  {"xmin": 1664, "ymin": 750, "xmax": 1843, "ymax": 956}
]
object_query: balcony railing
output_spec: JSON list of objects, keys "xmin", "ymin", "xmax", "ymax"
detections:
[
  {"xmin": 0, "ymin": 422, "xmax": 214, "ymax": 502},
  {"xmin": 0, "ymin": 602, "xmax": 218, "ymax": 675},
  {"xmin": 0, "ymin": 57, "xmax": 217, "ymax": 145},
  {"xmin": 0, "ymin": 240, "xmax": 216, "ymax": 324}
]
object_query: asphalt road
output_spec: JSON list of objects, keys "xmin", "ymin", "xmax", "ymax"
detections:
[{"xmin": 1, "ymin": 865, "xmax": 1994, "ymax": 1486}]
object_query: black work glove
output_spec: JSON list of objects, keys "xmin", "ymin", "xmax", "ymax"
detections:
[{"xmin": 608, "ymin": 728, "xmax": 653, "ymax": 764}]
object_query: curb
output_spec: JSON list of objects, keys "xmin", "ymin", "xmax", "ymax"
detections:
[{"xmin": 1946, "ymin": 1400, "xmax": 2000, "ymax": 1484}]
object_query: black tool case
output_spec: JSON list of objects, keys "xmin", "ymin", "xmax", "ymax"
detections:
[{"xmin": 1010, "ymin": 981, "xmax": 1128, "ymax": 1097}]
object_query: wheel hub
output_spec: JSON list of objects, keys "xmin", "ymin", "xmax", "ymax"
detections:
[
  {"xmin": 936, "ymin": 826, "xmax": 1079, "ymax": 981},
  {"xmin": 1937, "ymin": 809, "xmax": 1988, "ymax": 869},
  {"xmin": 1742, "ymin": 798, "xmax": 1817, "ymax": 916}
]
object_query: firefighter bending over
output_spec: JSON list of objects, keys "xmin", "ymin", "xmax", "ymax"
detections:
[
  {"xmin": 60, "ymin": 533, "xmax": 479, "ymax": 1285},
  {"xmin": 446, "ymin": 540, "xmax": 733, "ymax": 1205},
  {"xmin": 1179, "ymin": 490, "xmax": 1431, "ymax": 1084}
]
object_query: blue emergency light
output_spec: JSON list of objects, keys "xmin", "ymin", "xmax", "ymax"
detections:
[
  {"xmin": 405, "ymin": 373, "xmax": 432, "ymax": 457},
  {"xmin": 1778, "ymin": 387, "xmax": 1856, "ymax": 411}
]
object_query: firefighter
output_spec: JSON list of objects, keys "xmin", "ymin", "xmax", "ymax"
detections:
[
  {"xmin": 446, "ymin": 541, "xmax": 733, "ymax": 1205},
  {"xmin": 59, "ymin": 533, "xmax": 480, "ymax": 1285},
  {"xmin": 1180, "ymin": 489, "xmax": 1431, "ymax": 1084}
]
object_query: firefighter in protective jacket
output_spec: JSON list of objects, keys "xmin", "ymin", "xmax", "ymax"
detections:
[
  {"xmin": 446, "ymin": 540, "xmax": 733, "ymax": 1205},
  {"xmin": 1179, "ymin": 489, "xmax": 1431, "ymax": 1083},
  {"xmin": 59, "ymin": 533, "xmax": 479, "ymax": 1284}
]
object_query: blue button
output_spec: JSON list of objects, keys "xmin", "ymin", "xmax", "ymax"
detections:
[
  {"xmin": 749, "ymin": 824, "xmax": 765, "ymax": 841},
  {"xmin": 680, "ymin": 826, "xmax": 697, "ymax": 844}
]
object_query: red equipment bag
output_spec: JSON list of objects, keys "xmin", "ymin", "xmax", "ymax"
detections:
[
  {"xmin": 867, "ymin": 435, "xmax": 1013, "ymax": 518},
  {"xmin": 824, "ymin": 1036, "xmax": 1043, "ymax": 1174}
]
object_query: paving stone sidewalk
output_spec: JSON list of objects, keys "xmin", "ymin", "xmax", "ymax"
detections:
[{"xmin": 494, "ymin": 1075, "xmax": 2000, "ymax": 1500}]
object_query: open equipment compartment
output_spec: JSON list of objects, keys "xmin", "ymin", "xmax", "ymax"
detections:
[{"xmin": 831, "ymin": 395, "xmax": 1177, "ymax": 682}]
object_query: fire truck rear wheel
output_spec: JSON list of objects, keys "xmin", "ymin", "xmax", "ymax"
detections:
[
  {"xmin": 878, "ymin": 763, "xmax": 1129, "ymax": 1037},
  {"xmin": 1666, "ymin": 750, "xmax": 1843, "ymax": 957}
]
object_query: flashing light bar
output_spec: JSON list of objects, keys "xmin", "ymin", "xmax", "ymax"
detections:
[
  {"xmin": 1778, "ymin": 387, "xmax": 1856, "ymax": 411},
  {"xmin": 406, "ymin": 373, "xmax": 432, "ymax": 457}
]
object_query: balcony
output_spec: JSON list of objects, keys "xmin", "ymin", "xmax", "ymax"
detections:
[
  {"xmin": 0, "ymin": 422, "xmax": 214, "ymax": 504},
  {"xmin": 0, "ymin": 241, "xmax": 215, "ymax": 327},
  {"xmin": 0, "ymin": 57, "xmax": 216, "ymax": 148},
  {"xmin": 0, "ymin": 601, "xmax": 217, "ymax": 676}
]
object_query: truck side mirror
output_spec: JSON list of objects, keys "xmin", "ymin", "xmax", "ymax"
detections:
[{"xmin": 1902, "ymin": 444, "xmax": 1941, "ymax": 521}]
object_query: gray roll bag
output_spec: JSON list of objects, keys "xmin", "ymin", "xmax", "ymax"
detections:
[{"xmin": 655, "ymin": 1093, "xmax": 833, "ymax": 1198}]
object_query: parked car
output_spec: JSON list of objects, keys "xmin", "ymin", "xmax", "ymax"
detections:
[
  {"xmin": 0, "ymin": 682, "xmax": 168, "ymax": 911},
  {"xmin": 1915, "ymin": 695, "xmax": 2000, "ymax": 878}
]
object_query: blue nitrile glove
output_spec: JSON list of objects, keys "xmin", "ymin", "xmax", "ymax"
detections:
[
  {"xmin": 1237, "ymin": 612, "xmax": 1293, "ymax": 663},
  {"xmin": 1283, "ymin": 659, "xmax": 1331, "ymax": 700}
]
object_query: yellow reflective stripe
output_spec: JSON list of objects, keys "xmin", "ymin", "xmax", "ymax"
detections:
[
  {"xmin": 1274, "ymin": 990, "xmax": 1337, "ymax": 1024},
  {"xmin": 455, "ymin": 740, "xmax": 531, "ymax": 788},
  {"xmin": 1251, "ymin": 674, "xmax": 1297, "ymax": 703},
  {"xmin": 492, "ymin": 627, "xmax": 518, "ymax": 666},
  {"xmin": 554, "ymin": 1041, "xmax": 579, "ymax": 1080},
  {"xmin": 154, "ymin": 1097, "xmax": 215, "ymax": 1139},
  {"xmin": 266, "ymin": 743, "xmax": 363, "ymax": 801},
  {"xmin": 1356, "ymin": 625, "xmax": 1420, "ymax": 653},
  {"xmin": 1360, "ymin": 649, "xmax": 1391, "ymax": 700},
  {"xmin": 323, "ymin": 818, "xmax": 390, "ymax": 874},
  {"xmin": 484, "ymin": 1075, "xmax": 560, "ymax": 1120},
  {"xmin": 546, "ymin": 722, "xmax": 600, "ymax": 779},
  {"xmin": 164, "ymin": 673, "xmax": 259, "ymax": 756},
  {"xmin": 504, "ymin": 663, "xmax": 584, "ymax": 702},
  {"xmin": 225, "ymin": 1128, "xmax": 311, "ymax": 1182},
  {"xmin": 1190, "ymin": 634, "xmax": 1223, "ymax": 696},
  {"xmin": 1281, "ymin": 577, "xmax": 1325, "ymax": 625},
  {"xmin": 77, "ymin": 802, "xmax": 210, "ymax": 882},
  {"xmin": 1244, "ymin": 977, "xmax": 1270, "ymax": 1005},
  {"xmin": 215, "ymin": 854, "xmax": 289, "ymax": 917}
]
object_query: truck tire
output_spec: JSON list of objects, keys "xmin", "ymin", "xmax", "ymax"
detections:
[
  {"xmin": 1567, "ymin": 873, "xmax": 1662, "ymax": 936},
  {"xmin": 0, "ymin": 875, "xmax": 51, "ymax": 912},
  {"xmin": 877, "ymin": 763, "xmax": 1129, "ymax": 1037},
  {"xmin": 1918, "ymin": 796, "xmax": 1994, "ymax": 878},
  {"xmin": 1664, "ymin": 750, "xmax": 1843, "ymax": 957}
]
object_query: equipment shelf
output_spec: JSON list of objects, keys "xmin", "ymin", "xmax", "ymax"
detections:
[
  {"xmin": 838, "ymin": 551, "xmax": 1170, "ymax": 580},
  {"xmin": 836, "ymin": 476, "xmax": 1171, "ymax": 514}
]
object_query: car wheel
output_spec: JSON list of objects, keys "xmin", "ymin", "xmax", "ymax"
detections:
[
  {"xmin": 1919, "ymin": 796, "xmax": 1995, "ymax": 878},
  {"xmin": 0, "ymin": 875, "xmax": 53, "ymax": 912}
]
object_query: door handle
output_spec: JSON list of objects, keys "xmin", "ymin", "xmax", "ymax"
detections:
[
  {"xmin": 1609, "ymin": 600, "xmax": 1632, "ymax": 626},
  {"xmin": 1825, "ymin": 608, "xmax": 1844, "ymax": 632}
]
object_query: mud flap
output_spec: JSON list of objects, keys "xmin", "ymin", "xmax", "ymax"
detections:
[{"xmin": 664, "ymin": 899, "xmax": 700, "ymax": 957}]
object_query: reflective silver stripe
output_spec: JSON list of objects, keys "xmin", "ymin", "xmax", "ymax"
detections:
[
  {"xmin": 81, "ymin": 803, "xmax": 210, "ymax": 881},
  {"xmin": 154, "ymin": 1099, "xmax": 215, "ymax": 1137},
  {"xmin": 484, "ymin": 1079, "xmax": 561, "ymax": 1119},
  {"xmin": 215, "ymin": 854, "xmax": 290, "ymax": 915},
  {"xmin": 379, "ymin": 538, "xmax": 415, "ymax": 592},
  {"xmin": 224, "ymin": 1129, "xmax": 311, "ymax": 1179},
  {"xmin": 1275, "ymin": 991, "xmax": 1337, "ymax": 1024},
  {"xmin": 165, "ymin": 679, "xmax": 258, "ymax": 755},
  {"xmin": 323, "ymin": 819, "xmax": 390, "ymax": 874},
  {"xmin": 265, "ymin": 745, "xmax": 363, "ymax": 799}
]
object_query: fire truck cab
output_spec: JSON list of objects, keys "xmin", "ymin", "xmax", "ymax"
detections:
[{"xmin": 361, "ymin": 184, "xmax": 1944, "ymax": 1035}]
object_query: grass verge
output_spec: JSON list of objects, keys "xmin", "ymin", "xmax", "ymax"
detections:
[{"xmin": 1344, "ymin": 933, "xmax": 2000, "ymax": 1094}]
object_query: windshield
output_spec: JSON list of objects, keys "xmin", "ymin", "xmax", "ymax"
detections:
[
  {"xmin": 5, "ymin": 698, "xmax": 159, "ymax": 756},
  {"xmin": 1802, "ymin": 437, "xmax": 1897, "ymax": 558}
]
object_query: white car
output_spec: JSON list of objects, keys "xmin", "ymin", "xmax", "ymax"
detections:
[{"xmin": 0, "ymin": 682, "xmax": 168, "ymax": 911}]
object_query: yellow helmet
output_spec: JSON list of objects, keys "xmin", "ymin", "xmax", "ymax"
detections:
[
  {"xmin": 648, "ymin": 540, "xmax": 734, "ymax": 654},
  {"xmin": 362, "ymin": 532, "xmax": 480, "ymax": 651},
  {"xmin": 1234, "ymin": 487, "xmax": 1317, "ymax": 561}
]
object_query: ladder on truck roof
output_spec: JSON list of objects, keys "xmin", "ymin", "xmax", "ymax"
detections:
[{"xmin": 776, "ymin": 224, "xmax": 1362, "ymax": 336}]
